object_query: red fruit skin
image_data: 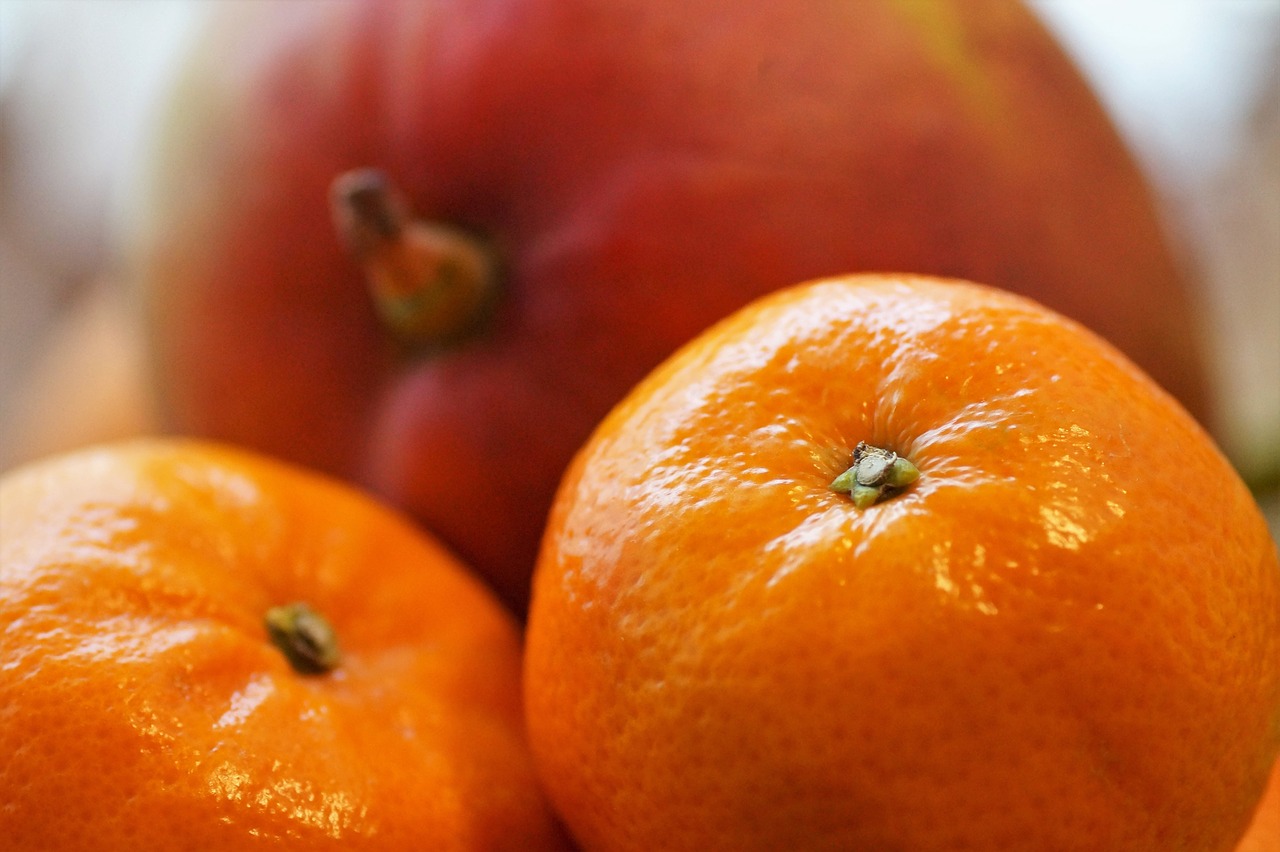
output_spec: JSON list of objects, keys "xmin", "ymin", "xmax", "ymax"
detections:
[{"xmin": 130, "ymin": 0, "xmax": 1212, "ymax": 614}]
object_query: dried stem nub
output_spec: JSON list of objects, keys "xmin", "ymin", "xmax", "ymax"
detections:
[
  {"xmin": 830, "ymin": 442, "xmax": 920, "ymax": 508},
  {"xmin": 265, "ymin": 601, "xmax": 341, "ymax": 676}
]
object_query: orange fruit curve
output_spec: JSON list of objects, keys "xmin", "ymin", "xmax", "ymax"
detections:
[{"xmin": 1237, "ymin": 756, "xmax": 1280, "ymax": 852}]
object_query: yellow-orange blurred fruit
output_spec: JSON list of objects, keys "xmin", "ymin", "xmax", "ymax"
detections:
[
  {"xmin": 525, "ymin": 274, "xmax": 1280, "ymax": 850},
  {"xmin": 0, "ymin": 440, "xmax": 570, "ymax": 851}
]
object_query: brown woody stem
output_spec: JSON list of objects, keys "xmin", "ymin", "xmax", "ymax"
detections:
[{"xmin": 331, "ymin": 168, "xmax": 497, "ymax": 347}]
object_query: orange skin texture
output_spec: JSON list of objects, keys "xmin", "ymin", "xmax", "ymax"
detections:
[
  {"xmin": 1238, "ymin": 758, "xmax": 1280, "ymax": 852},
  {"xmin": 524, "ymin": 275, "xmax": 1279, "ymax": 851},
  {"xmin": 0, "ymin": 441, "xmax": 571, "ymax": 851},
  {"xmin": 131, "ymin": 0, "xmax": 1211, "ymax": 614}
]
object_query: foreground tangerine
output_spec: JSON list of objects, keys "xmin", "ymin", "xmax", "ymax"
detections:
[
  {"xmin": 0, "ymin": 440, "xmax": 570, "ymax": 851},
  {"xmin": 524, "ymin": 274, "xmax": 1280, "ymax": 851}
]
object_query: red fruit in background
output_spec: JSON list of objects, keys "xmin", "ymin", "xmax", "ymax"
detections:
[{"xmin": 127, "ymin": 0, "xmax": 1212, "ymax": 613}]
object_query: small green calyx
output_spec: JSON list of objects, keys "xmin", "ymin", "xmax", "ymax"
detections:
[
  {"xmin": 265, "ymin": 602, "xmax": 342, "ymax": 676},
  {"xmin": 830, "ymin": 441, "xmax": 919, "ymax": 508}
]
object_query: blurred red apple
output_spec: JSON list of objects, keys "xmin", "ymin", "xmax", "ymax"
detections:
[{"xmin": 127, "ymin": 0, "xmax": 1212, "ymax": 613}]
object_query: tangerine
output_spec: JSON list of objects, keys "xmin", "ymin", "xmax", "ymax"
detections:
[
  {"xmin": 0, "ymin": 440, "xmax": 570, "ymax": 851},
  {"xmin": 524, "ymin": 274, "xmax": 1280, "ymax": 850}
]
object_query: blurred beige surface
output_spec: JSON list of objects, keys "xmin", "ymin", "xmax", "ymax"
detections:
[
  {"xmin": 1, "ymin": 1, "xmax": 1277, "ymax": 531},
  {"xmin": 0, "ymin": 0, "xmax": 199, "ymax": 469}
]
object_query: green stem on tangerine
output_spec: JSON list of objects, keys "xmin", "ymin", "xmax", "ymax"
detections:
[
  {"xmin": 264, "ymin": 602, "xmax": 342, "ymax": 676},
  {"xmin": 331, "ymin": 168, "xmax": 498, "ymax": 348},
  {"xmin": 830, "ymin": 441, "xmax": 920, "ymax": 508}
]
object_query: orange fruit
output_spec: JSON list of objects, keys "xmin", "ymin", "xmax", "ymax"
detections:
[
  {"xmin": 524, "ymin": 274, "xmax": 1280, "ymax": 850},
  {"xmin": 1238, "ymin": 756, "xmax": 1280, "ymax": 852},
  {"xmin": 0, "ymin": 440, "xmax": 570, "ymax": 851}
]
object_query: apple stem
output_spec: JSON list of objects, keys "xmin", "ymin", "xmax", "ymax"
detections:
[
  {"xmin": 331, "ymin": 168, "xmax": 498, "ymax": 348},
  {"xmin": 264, "ymin": 601, "xmax": 342, "ymax": 675},
  {"xmin": 830, "ymin": 441, "xmax": 919, "ymax": 508}
]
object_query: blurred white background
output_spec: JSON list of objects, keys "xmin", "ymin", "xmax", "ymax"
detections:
[{"xmin": 1, "ymin": 1, "xmax": 1277, "ymax": 527}]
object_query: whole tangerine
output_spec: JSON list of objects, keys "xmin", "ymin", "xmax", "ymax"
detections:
[
  {"xmin": 0, "ymin": 440, "xmax": 570, "ymax": 851},
  {"xmin": 524, "ymin": 274, "xmax": 1280, "ymax": 851}
]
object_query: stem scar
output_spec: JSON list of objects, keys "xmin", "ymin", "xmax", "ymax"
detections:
[{"xmin": 830, "ymin": 441, "xmax": 920, "ymax": 508}]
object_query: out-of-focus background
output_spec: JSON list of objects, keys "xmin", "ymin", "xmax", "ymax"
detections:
[{"xmin": 1, "ymin": 0, "xmax": 1277, "ymax": 532}]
